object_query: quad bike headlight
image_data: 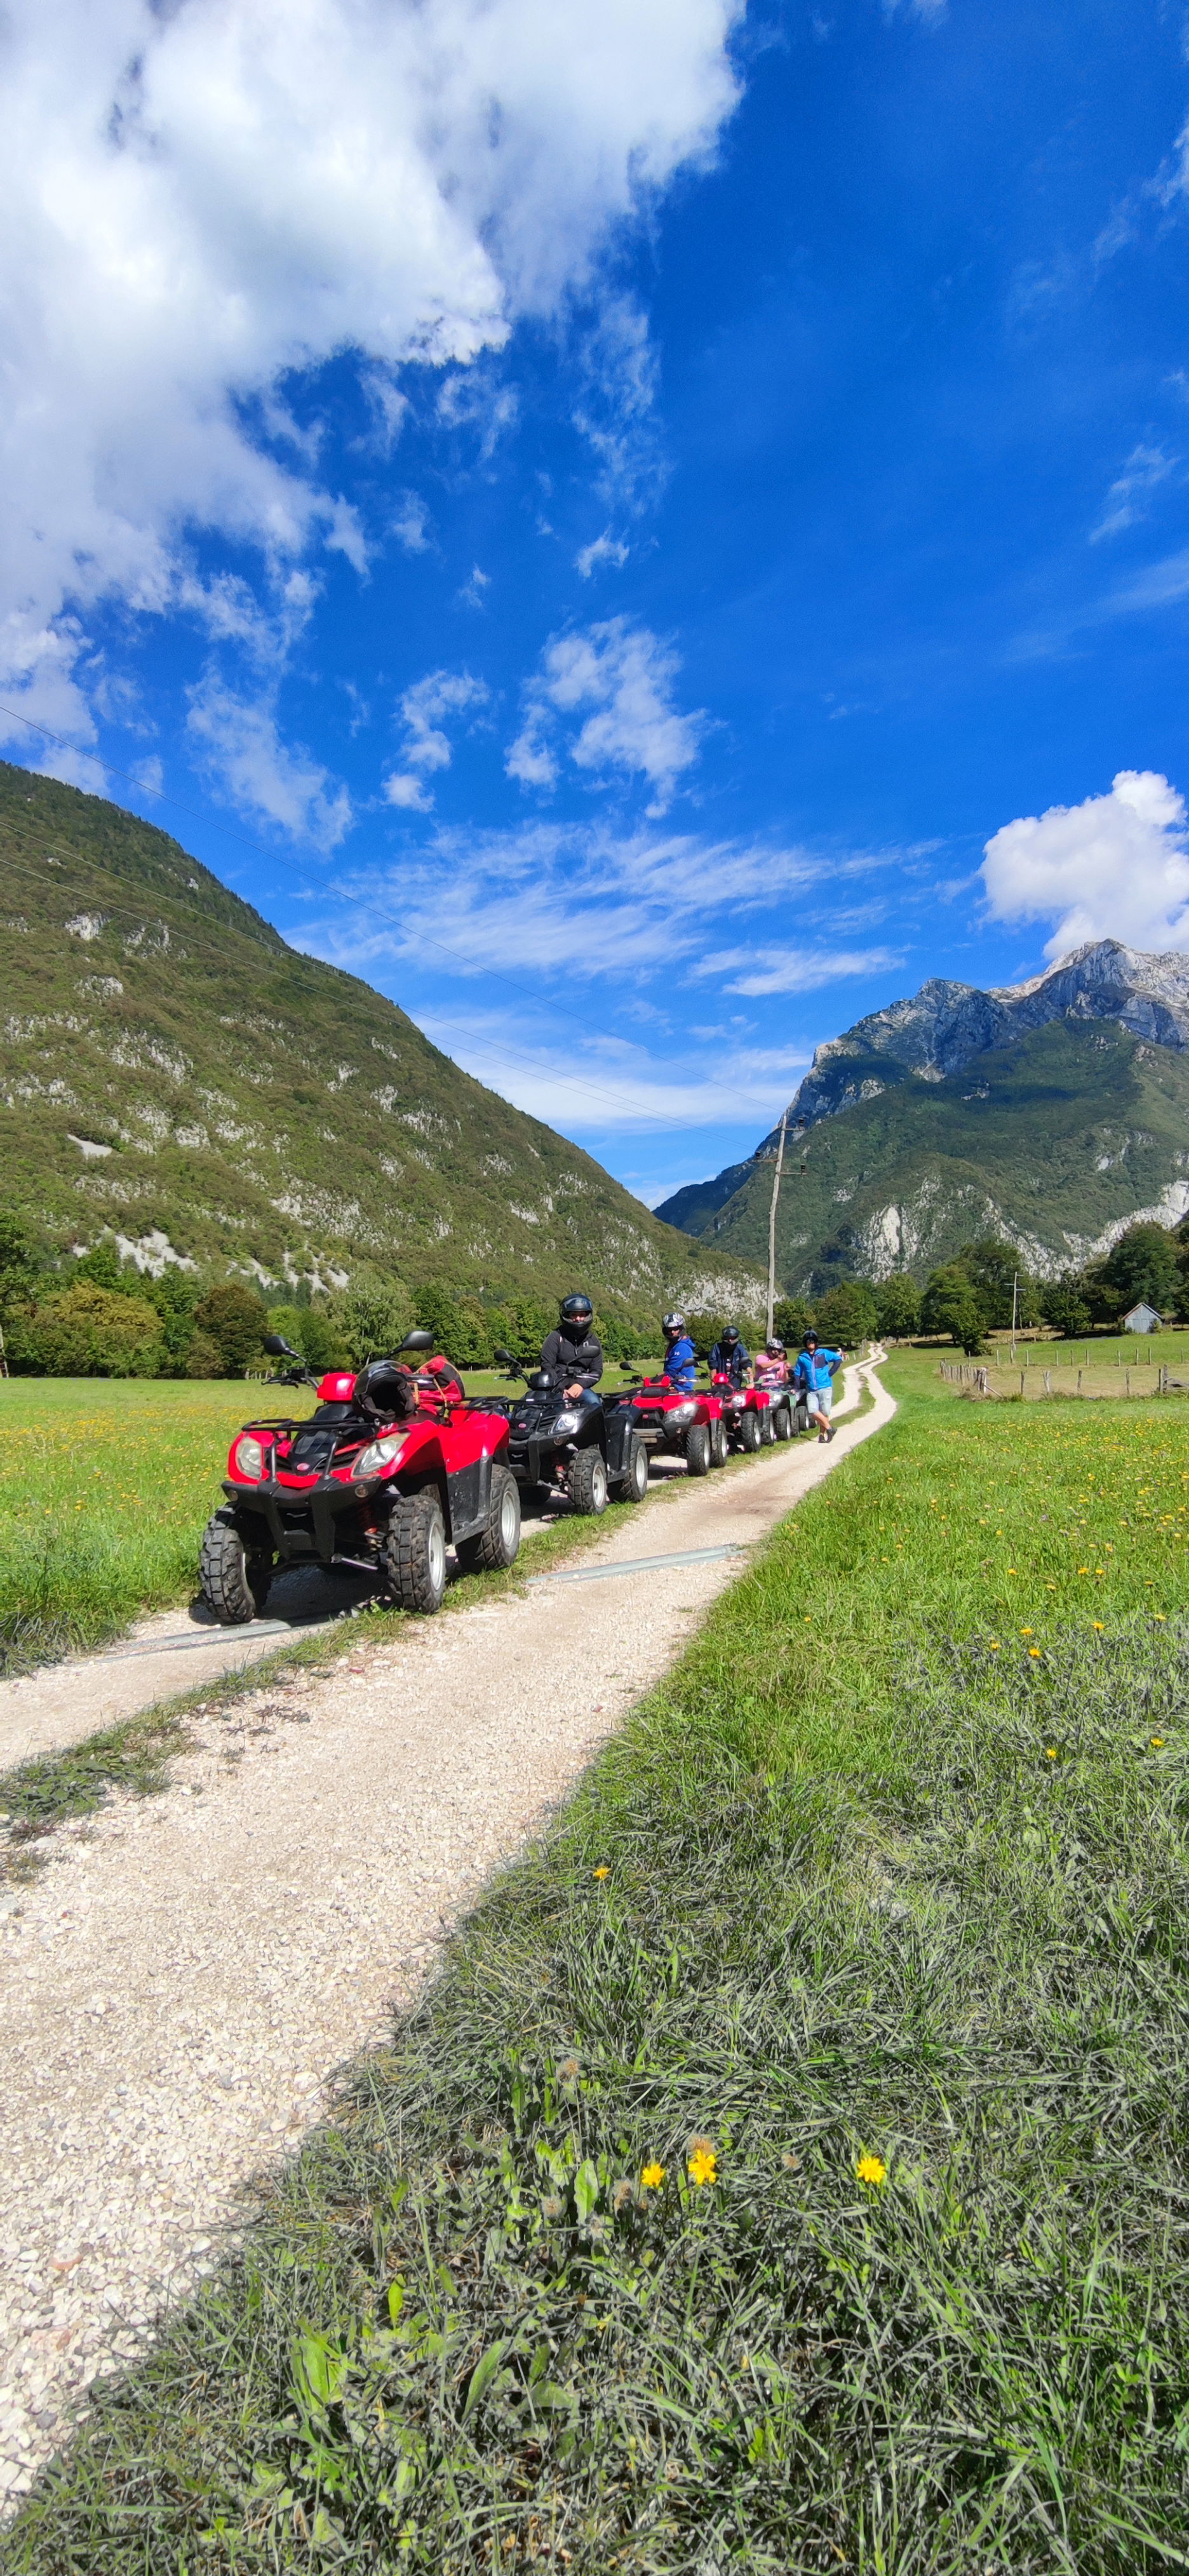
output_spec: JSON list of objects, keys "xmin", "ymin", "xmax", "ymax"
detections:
[
  {"xmin": 552, "ymin": 1409, "xmax": 582, "ymax": 1437},
  {"xmin": 232, "ymin": 1433, "xmax": 266, "ymax": 1481},
  {"xmin": 354, "ymin": 1431, "xmax": 408, "ymax": 1478},
  {"xmin": 669, "ymin": 1400, "xmax": 697, "ymax": 1422}
]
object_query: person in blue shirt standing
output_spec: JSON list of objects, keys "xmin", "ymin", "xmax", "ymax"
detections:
[
  {"xmin": 709, "ymin": 1323, "xmax": 751, "ymax": 1387},
  {"xmin": 661, "ymin": 1310, "xmax": 697, "ymax": 1390},
  {"xmin": 795, "ymin": 1330, "xmax": 843, "ymax": 1442}
]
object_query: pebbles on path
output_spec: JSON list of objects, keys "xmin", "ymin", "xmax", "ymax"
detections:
[{"xmin": 0, "ymin": 1362, "xmax": 892, "ymax": 2500}]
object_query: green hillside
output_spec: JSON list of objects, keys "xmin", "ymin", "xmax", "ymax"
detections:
[
  {"xmin": 0, "ymin": 765, "xmax": 760, "ymax": 1322},
  {"xmin": 687, "ymin": 1017, "xmax": 1189, "ymax": 1291}
]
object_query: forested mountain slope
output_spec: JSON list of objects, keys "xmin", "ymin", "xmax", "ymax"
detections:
[
  {"xmin": 0, "ymin": 765, "xmax": 758, "ymax": 1320},
  {"xmin": 657, "ymin": 943, "xmax": 1189, "ymax": 1291}
]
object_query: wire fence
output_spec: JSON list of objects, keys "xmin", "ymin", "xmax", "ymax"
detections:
[{"xmin": 939, "ymin": 1358, "xmax": 1189, "ymax": 1401}]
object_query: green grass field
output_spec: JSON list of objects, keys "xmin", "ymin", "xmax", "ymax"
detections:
[
  {"xmin": 0, "ymin": 1364, "xmax": 653, "ymax": 1674},
  {"xmin": 0, "ymin": 1377, "xmax": 315, "ymax": 1674},
  {"xmin": 12, "ymin": 1355, "xmax": 1189, "ymax": 2572}
]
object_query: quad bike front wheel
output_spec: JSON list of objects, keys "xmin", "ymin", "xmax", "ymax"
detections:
[
  {"xmin": 685, "ymin": 1423, "xmax": 711, "ymax": 1477},
  {"xmin": 568, "ymin": 1446, "xmax": 609, "ymax": 1516},
  {"xmin": 199, "ymin": 1510, "xmax": 273, "ymax": 1625},
  {"xmin": 612, "ymin": 1433, "xmax": 649, "ymax": 1504},
  {"xmin": 760, "ymin": 1409, "xmax": 777, "ymax": 1446},
  {"xmin": 737, "ymin": 1411, "xmax": 762, "ymax": 1454},
  {"xmin": 382, "ymin": 1489, "xmax": 448, "ymax": 1614},
  {"xmin": 773, "ymin": 1402, "xmax": 793, "ymax": 1441},
  {"xmin": 455, "ymin": 1463, "xmax": 522, "ymax": 1572},
  {"xmin": 709, "ymin": 1417, "xmax": 729, "ymax": 1468}
]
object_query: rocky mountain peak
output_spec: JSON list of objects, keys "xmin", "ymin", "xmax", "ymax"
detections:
[{"xmin": 754, "ymin": 939, "xmax": 1189, "ymax": 1150}]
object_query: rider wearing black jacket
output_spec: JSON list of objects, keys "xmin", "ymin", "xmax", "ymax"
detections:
[
  {"xmin": 709, "ymin": 1324, "xmax": 751, "ymax": 1388},
  {"xmin": 540, "ymin": 1292, "xmax": 604, "ymax": 1399}
]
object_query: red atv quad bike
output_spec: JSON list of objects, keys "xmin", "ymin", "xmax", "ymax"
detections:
[
  {"xmin": 610, "ymin": 1372, "xmax": 729, "ymax": 1477},
  {"xmin": 711, "ymin": 1373, "xmax": 796, "ymax": 1451},
  {"xmin": 198, "ymin": 1329, "xmax": 520, "ymax": 1625}
]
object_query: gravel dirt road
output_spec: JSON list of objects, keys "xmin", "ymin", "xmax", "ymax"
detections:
[{"xmin": 0, "ymin": 1359, "xmax": 891, "ymax": 2503}]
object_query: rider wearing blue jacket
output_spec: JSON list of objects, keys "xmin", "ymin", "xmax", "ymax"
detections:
[
  {"xmin": 794, "ymin": 1331, "xmax": 843, "ymax": 1442},
  {"xmin": 661, "ymin": 1311, "xmax": 697, "ymax": 1391}
]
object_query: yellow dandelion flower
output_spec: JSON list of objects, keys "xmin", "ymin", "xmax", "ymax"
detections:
[
  {"xmin": 1152, "ymin": 1736, "xmax": 1166, "ymax": 1749},
  {"xmin": 687, "ymin": 2140, "xmax": 718, "ymax": 2187},
  {"xmin": 856, "ymin": 2153, "xmax": 887, "ymax": 2188},
  {"xmin": 1092, "ymin": 1620, "xmax": 1105, "ymax": 1631},
  {"xmin": 1029, "ymin": 1647, "xmax": 1042, "ymax": 1659},
  {"xmin": 593, "ymin": 1865, "xmax": 610, "ymax": 1880},
  {"xmin": 1045, "ymin": 1747, "xmax": 1058, "ymax": 1759},
  {"xmin": 988, "ymin": 1640, "xmax": 1000, "ymax": 1650},
  {"xmin": 641, "ymin": 2161, "xmax": 665, "ymax": 2190},
  {"xmin": 1021, "ymin": 1626, "xmax": 1033, "ymax": 1635},
  {"xmin": 1078, "ymin": 1565, "xmax": 1089, "ymax": 1574},
  {"xmin": 1007, "ymin": 1567, "xmax": 1017, "ymax": 1575},
  {"xmin": 1155, "ymin": 1613, "xmax": 1167, "ymax": 1621}
]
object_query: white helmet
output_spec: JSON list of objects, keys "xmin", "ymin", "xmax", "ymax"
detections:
[{"xmin": 662, "ymin": 1311, "xmax": 686, "ymax": 1334}]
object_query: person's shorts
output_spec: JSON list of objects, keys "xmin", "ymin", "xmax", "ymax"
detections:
[{"xmin": 805, "ymin": 1383, "xmax": 833, "ymax": 1416}]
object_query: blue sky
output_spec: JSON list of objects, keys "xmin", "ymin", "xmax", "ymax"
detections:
[{"xmin": 6, "ymin": 0, "xmax": 1189, "ymax": 1202}]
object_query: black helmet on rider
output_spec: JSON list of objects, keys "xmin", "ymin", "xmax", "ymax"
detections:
[
  {"xmin": 804, "ymin": 1331, "xmax": 819, "ymax": 1348},
  {"xmin": 720, "ymin": 1325, "xmax": 741, "ymax": 1348},
  {"xmin": 559, "ymin": 1292, "xmax": 594, "ymax": 1331},
  {"xmin": 662, "ymin": 1311, "xmax": 686, "ymax": 1336}
]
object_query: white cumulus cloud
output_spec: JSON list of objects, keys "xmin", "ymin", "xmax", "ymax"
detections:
[
  {"xmin": 982, "ymin": 769, "xmax": 1189, "ymax": 958},
  {"xmin": 507, "ymin": 618, "xmax": 704, "ymax": 810},
  {"xmin": 0, "ymin": 0, "xmax": 741, "ymax": 745}
]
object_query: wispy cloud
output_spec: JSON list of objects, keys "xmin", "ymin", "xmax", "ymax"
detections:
[
  {"xmin": 575, "ymin": 531, "xmax": 630, "ymax": 579},
  {"xmin": 383, "ymin": 669, "xmax": 488, "ymax": 812},
  {"xmin": 1089, "ymin": 443, "xmax": 1176, "ymax": 543},
  {"xmin": 410, "ymin": 1007, "xmax": 811, "ymax": 1135},
  {"xmin": 186, "ymin": 674, "xmax": 351, "ymax": 851},
  {"xmin": 298, "ymin": 819, "xmax": 833, "ymax": 991},
  {"xmin": 716, "ymin": 946, "xmax": 903, "ymax": 996}
]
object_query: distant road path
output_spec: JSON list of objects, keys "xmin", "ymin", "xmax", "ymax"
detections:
[{"xmin": 0, "ymin": 1358, "xmax": 893, "ymax": 2506}]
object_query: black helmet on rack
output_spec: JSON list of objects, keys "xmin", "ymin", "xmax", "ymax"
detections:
[
  {"xmin": 559, "ymin": 1292, "xmax": 594, "ymax": 1330},
  {"xmin": 720, "ymin": 1325, "xmax": 741, "ymax": 1348},
  {"xmin": 355, "ymin": 1357, "xmax": 417, "ymax": 1422},
  {"xmin": 662, "ymin": 1311, "xmax": 686, "ymax": 1336}
]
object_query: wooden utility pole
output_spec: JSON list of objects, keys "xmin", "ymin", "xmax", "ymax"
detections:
[{"xmin": 765, "ymin": 1108, "xmax": 789, "ymax": 1343}]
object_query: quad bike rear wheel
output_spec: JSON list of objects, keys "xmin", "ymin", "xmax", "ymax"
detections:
[
  {"xmin": 760, "ymin": 1408, "xmax": 777, "ymax": 1446},
  {"xmin": 612, "ymin": 1433, "xmax": 649, "ymax": 1503},
  {"xmin": 455, "ymin": 1463, "xmax": 522, "ymax": 1572},
  {"xmin": 709, "ymin": 1417, "xmax": 729, "ymax": 1468},
  {"xmin": 685, "ymin": 1423, "xmax": 711, "ymax": 1477},
  {"xmin": 568, "ymin": 1446, "xmax": 609, "ymax": 1516},
  {"xmin": 199, "ymin": 1510, "xmax": 273, "ymax": 1625},
  {"xmin": 737, "ymin": 1411, "xmax": 762, "ymax": 1454},
  {"xmin": 382, "ymin": 1488, "xmax": 448, "ymax": 1614},
  {"xmin": 773, "ymin": 1400, "xmax": 793, "ymax": 1441}
]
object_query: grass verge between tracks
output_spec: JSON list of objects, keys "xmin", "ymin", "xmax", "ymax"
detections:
[{"xmin": 10, "ymin": 1363, "xmax": 1189, "ymax": 2572}]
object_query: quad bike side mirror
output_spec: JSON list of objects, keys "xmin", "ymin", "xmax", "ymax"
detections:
[
  {"xmin": 399, "ymin": 1329, "xmax": 434, "ymax": 1354},
  {"xmin": 492, "ymin": 1346, "xmax": 513, "ymax": 1365},
  {"xmin": 263, "ymin": 1332, "xmax": 301, "ymax": 1360}
]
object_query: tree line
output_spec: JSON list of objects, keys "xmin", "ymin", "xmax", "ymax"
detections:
[{"xmin": 0, "ymin": 1223, "xmax": 662, "ymax": 1381}]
